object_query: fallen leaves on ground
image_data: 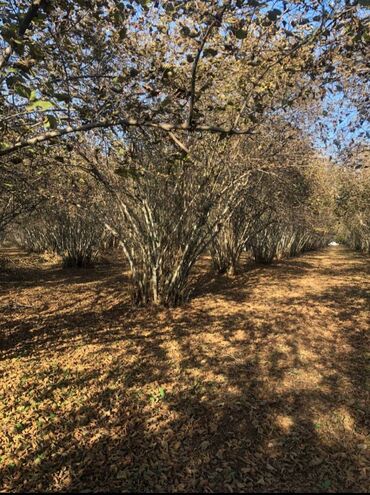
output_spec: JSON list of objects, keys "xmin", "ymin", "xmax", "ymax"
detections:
[{"xmin": 0, "ymin": 246, "xmax": 369, "ymax": 492}]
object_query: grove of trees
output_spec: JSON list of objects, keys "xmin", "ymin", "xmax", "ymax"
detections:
[{"xmin": 1, "ymin": 0, "xmax": 369, "ymax": 305}]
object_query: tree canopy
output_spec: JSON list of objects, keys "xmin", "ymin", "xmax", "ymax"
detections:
[{"xmin": 1, "ymin": 0, "xmax": 368, "ymax": 156}]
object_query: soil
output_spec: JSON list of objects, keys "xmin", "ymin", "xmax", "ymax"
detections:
[{"xmin": 0, "ymin": 246, "xmax": 369, "ymax": 492}]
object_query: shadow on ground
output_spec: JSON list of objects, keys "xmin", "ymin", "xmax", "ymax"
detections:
[{"xmin": 0, "ymin": 246, "xmax": 369, "ymax": 492}]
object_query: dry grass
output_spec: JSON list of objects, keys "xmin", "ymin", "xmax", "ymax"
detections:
[{"xmin": 0, "ymin": 246, "xmax": 369, "ymax": 492}]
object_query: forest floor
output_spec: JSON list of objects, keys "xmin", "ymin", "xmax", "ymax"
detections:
[{"xmin": 0, "ymin": 245, "xmax": 369, "ymax": 493}]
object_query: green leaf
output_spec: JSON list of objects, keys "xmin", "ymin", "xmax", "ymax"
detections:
[
  {"xmin": 26, "ymin": 100, "xmax": 54, "ymax": 111},
  {"xmin": 34, "ymin": 454, "xmax": 45, "ymax": 465},
  {"xmin": 14, "ymin": 83, "xmax": 31, "ymax": 99},
  {"xmin": 234, "ymin": 29, "xmax": 248, "ymax": 39},
  {"xmin": 321, "ymin": 479, "xmax": 331, "ymax": 490}
]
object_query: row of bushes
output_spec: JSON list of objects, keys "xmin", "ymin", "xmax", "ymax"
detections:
[
  {"xmin": 13, "ymin": 210, "xmax": 330, "ymax": 274},
  {"xmin": 13, "ymin": 211, "xmax": 106, "ymax": 268},
  {"xmin": 3, "ymin": 125, "xmax": 342, "ymax": 306},
  {"xmin": 336, "ymin": 168, "xmax": 370, "ymax": 255}
]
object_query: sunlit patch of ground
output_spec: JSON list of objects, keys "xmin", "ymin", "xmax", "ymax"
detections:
[{"xmin": 0, "ymin": 246, "xmax": 369, "ymax": 492}]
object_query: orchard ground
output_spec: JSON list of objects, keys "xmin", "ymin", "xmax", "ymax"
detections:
[{"xmin": 0, "ymin": 245, "xmax": 369, "ymax": 492}]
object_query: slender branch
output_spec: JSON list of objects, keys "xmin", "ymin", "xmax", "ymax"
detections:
[
  {"xmin": 0, "ymin": 118, "xmax": 254, "ymax": 156},
  {"xmin": 187, "ymin": 22, "xmax": 216, "ymax": 128},
  {"xmin": 168, "ymin": 131, "xmax": 189, "ymax": 154},
  {"xmin": 187, "ymin": 4, "xmax": 229, "ymax": 127}
]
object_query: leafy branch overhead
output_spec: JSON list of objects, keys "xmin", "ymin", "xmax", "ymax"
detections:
[{"xmin": 0, "ymin": 0, "xmax": 368, "ymax": 155}]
